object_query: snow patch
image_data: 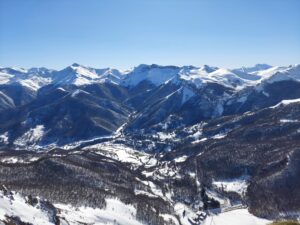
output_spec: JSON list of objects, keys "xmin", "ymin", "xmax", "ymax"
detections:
[
  {"xmin": 280, "ymin": 119, "xmax": 299, "ymax": 123},
  {"xmin": 0, "ymin": 156, "xmax": 40, "ymax": 164},
  {"xmin": 14, "ymin": 125, "xmax": 45, "ymax": 147},
  {"xmin": 19, "ymin": 77, "xmax": 52, "ymax": 91},
  {"xmin": 71, "ymin": 89, "xmax": 90, "ymax": 97},
  {"xmin": 0, "ymin": 72, "xmax": 14, "ymax": 84},
  {"xmin": 0, "ymin": 190, "xmax": 148, "ymax": 225},
  {"xmin": 124, "ymin": 64, "xmax": 179, "ymax": 86},
  {"xmin": 192, "ymin": 137, "xmax": 208, "ymax": 144},
  {"xmin": 203, "ymin": 209, "xmax": 271, "ymax": 225},
  {"xmin": 157, "ymin": 132, "xmax": 175, "ymax": 141},
  {"xmin": 159, "ymin": 214, "xmax": 180, "ymax": 225},
  {"xmin": 84, "ymin": 143, "xmax": 156, "ymax": 168},
  {"xmin": 174, "ymin": 155, "xmax": 188, "ymax": 163},
  {"xmin": 134, "ymin": 189, "xmax": 158, "ymax": 198},
  {"xmin": 213, "ymin": 176, "xmax": 250, "ymax": 196},
  {"xmin": 212, "ymin": 133, "xmax": 227, "ymax": 139},
  {"xmin": 0, "ymin": 132, "xmax": 9, "ymax": 144},
  {"xmin": 270, "ymin": 98, "xmax": 300, "ymax": 108},
  {"xmin": 0, "ymin": 191, "xmax": 53, "ymax": 225},
  {"xmin": 55, "ymin": 198, "xmax": 144, "ymax": 225}
]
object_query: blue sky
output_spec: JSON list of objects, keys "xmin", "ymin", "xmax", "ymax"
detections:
[{"xmin": 0, "ymin": 0, "xmax": 299, "ymax": 69}]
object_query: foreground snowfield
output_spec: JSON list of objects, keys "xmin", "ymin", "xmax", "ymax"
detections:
[
  {"xmin": 0, "ymin": 190, "xmax": 144, "ymax": 225},
  {"xmin": 0, "ymin": 191, "xmax": 53, "ymax": 225},
  {"xmin": 0, "ymin": 189, "xmax": 273, "ymax": 225},
  {"xmin": 55, "ymin": 199, "xmax": 144, "ymax": 225}
]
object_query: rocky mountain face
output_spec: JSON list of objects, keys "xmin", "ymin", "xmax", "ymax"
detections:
[{"xmin": 0, "ymin": 63, "xmax": 299, "ymax": 225}]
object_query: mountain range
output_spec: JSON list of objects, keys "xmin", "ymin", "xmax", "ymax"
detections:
[
  {"xmin": 1, "ymin": 63, "xmax": 299, "ymax": 148},
  {"xmin": 0, "ymin": 63, "xmax": 300, "ymax": 225}
]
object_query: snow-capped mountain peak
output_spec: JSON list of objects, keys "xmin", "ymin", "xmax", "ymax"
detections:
[
  {"xmin": 52, "ymin": 64, "xmax": 127, "ymax": 86},
  {"xmin": 1, "ymin": 63, "xmax": 299, "ymax": 92},
  {"xmin": 199, "ymin": 64, "xmax": 218, "ymax": 73},
  {"xmin": 258, "ymin": 64, "xmax": 300, "ymax": 84},
  {"xmin": 53, "ymin": 64, "xmax": 100, "ymax": 86},
  {"xmin": 123, "ymin": 64, "xmax": 181, "ymax": 87},
  {"xmin": 179, "ymin": 66, "xmax": 254, "ymax": 89},
  {"xmin": 208, "ymin": 68, "xmax": 251, "ymax": 88},
  {"xmin": 236, "ymin": 64, "xmax": 272, "ymax": 74},
  {"xmin": 68, "ymin": 64, "xmax": 99, "ymax": 79}
]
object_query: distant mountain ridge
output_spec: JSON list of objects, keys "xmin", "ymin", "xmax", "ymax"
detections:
[{"xmin": 0, "ymin": 63, "xmax": 300, "ymax": 148}]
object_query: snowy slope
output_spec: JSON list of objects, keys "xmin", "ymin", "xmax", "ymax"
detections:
[
  {"xmin": 259, "ymin": 64, "xmax": 300, "ymax": 83},
  {"xmin": 18, "ymin": 77, "xmax": 52, "ymax": 91},
  {"xmin": 84, "ymin": 143, "xmax": 158, "ymax": 169},
  {"xmin": 270, "ymin": 98, "xmax": 300, "ymax": 108},
  {"xmin": 123, "ymin": 64, "xmax": 181, "ymax": 87},
  {"xmin": 249, "ymin": 64, "xmax": 300, "ymax": 94},
  {"xmin": 179, "ymin": 65, "xmax": 218, "ymax": 88},
  {"xmin": 13, "ymin": 125, "xmax": 45, "ymax": 148},
  {"xmin": 0, "ymin": 191, "xmax": 54, "ymax": 225},
  {"xmin": 0, "ymin": 190, "xmax": 145, "ymax": 225},
  {"xmin": 0, "ymin": 67, "xmax": 53, "ymax": 91},
  {"xmin": 235, "ymin": 64, "xmax": 272, "ymax": 74},
  {"xmin": 213, "ymin": 176, "xmax": 250, "ymax": 196},
  {"xmin": 0, "ymin": 72, "xmax": 14, "ymax": 84},
  {"xmin": 55, "ymin": 198, "xmax": 144, "ymax": 225},
  {"xmin": 53, "ymin": 64, "xmax": 100, "ymax": 86},
  {"xmin": 203, "ymin": 209, "xmax": 271, "ymax": 225},
  {"xmin": 97, "ymin": 68, "xmax": 126, "ymax": 85},
  {"xmin": 208, "ymin": 68, "xmax": 255, "ymax": 88},
  {"xmin": 53, "ymin": 63, "xmax": 125, "ymax": 86},
  {"xmin": 226, "ymin": 64, "xmax": 300, "ymax": 88}
]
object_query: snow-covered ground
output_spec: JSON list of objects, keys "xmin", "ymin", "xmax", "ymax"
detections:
[
  {"xmin": 270, "ymin": 98, "xmax": 300, "ymax": 108},
  {"xmin": 174, "ymin": 155, "xmax": 188, "ymax": 163},
  {"xmin": 174, "ymin": 202, "xmax": 200, "ymax": 225},
  {"xmin": 84, "ymin": 143, "xmax": 157, "ymax": 169},
  {"xmin": 13, "ymin": 125, "xmax": 45, "ymax": 148},
  {"xmin": 0, "ymin": 191, "xmax": 54, "ymax": 225},
  {"xmin": 0, "ymin": 156, "xmax": 40, "ymax": 164},
  {"xmin": 203, "ymin": 209, "xmax": 271, "ymax": 225},
  {"xmin": 0, "ymin": 132, "xmax": 9, "ymax": 145},
  {"xmin": 280, "ymin": 119, "xmax": 299, "ymax": 123},
  {"xmin": 55, "ymin": 198, "xmax": 144, "ymax": 225},
  {"xmin": 0, "ymin": 190, "xmax": 145, "ymax": 225},
  {"xmin": 0, "ymin": 189, "xmax": 274, "ymax": 225},
  {"xmin": 212, "ymin": 176, "xmax": 250, "ymax": 196}
]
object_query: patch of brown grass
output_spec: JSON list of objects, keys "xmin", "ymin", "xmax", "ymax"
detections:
[{"xmin": 269, "ymin": 221, "xmax": 300, "ymax": 225}]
